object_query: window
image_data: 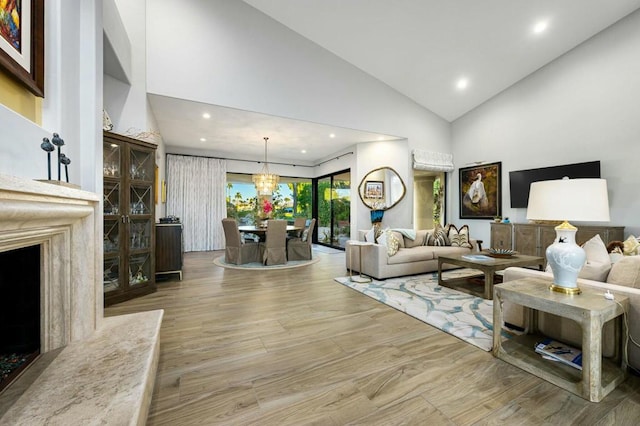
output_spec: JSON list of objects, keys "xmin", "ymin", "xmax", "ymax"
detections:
[{"xmin": 226, "ymin": 173, "xmax": 312, "ymax": 224}]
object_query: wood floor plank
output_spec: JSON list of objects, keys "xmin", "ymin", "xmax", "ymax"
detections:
[{"xmin": 103, "ymin": 249, "xmax": 640, "ymax": 425}]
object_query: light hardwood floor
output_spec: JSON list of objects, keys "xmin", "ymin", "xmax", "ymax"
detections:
[{"xmin": 105, "ymin": 250, "xmax": 640, "ymax": 425}]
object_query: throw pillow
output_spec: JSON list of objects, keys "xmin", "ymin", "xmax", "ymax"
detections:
[
  {"xmin": 447, "ymin": 224, "xmax": 472, "ymax": 249},
  {"xmin": 377, "ymin": 228, "xmax": 400, "ymax": 256},
  {"xmin": 427, "ymin": 224, "xmax": 449, "ymax": 246},
  {"xmin": 623, "ymin": 235, "xmax": 640, "ymax": 256},
  {"xmin": 302, "ymin": 229, "xmax": 309, "ymax": 242},
  {"xmin": 606, "ymin": 256, "xmax": 640, "ymax": 288},
  {"xmin": 364, "ymin": 227, "xmax": 376, "ymax": 243},
  {"xmin": 391, "ymin": 230, "xmax": 405, "ymax": 248},
  {"xmin": 578, "ymin": 234, "xmax": 611, "ymax": 281}
]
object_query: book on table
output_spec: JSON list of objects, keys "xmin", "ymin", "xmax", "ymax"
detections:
[{"xmin": 534, "ymin": 338, "xmax": 583, "ymax": 370}]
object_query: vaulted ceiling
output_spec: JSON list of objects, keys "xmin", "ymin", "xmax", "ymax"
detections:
[{"xmin": 149, "ymin": 1, "xmax": 640, "ymax": 163}]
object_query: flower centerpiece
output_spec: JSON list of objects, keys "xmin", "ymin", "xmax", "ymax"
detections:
[
  {"xmin": 262, "ymin": 199, "xmax": 273, "ymax": 218},
  {"xmin": 258, "ymin": 198, "xmax": 273, "ymax": 227}
]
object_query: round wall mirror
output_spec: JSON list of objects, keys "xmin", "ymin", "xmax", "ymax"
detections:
[{"xmin": 358, "ymin": 166, "xmax": 406, "ymax": 210}]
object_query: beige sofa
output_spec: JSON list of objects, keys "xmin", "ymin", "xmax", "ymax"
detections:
[
  {"xmin": 346, "ymin": 229, "xmax": 480, "ymax": 280},
  {"xmin": 503, "ymin": 256, "xmax": 640, "ymax": 372}
]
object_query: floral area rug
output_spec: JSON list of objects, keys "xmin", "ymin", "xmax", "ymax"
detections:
[{"xmin": 334, "ymin": 269, "xmax": 517, "ymax": 351}]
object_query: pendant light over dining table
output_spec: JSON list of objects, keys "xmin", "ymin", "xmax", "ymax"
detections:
[{"xmin": 252, "ymin": 136, "xmax": 280, "ymax": 195}]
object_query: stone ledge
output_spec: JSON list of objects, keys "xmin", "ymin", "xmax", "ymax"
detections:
[{"xmin": 0, "ymin": 310, "xmax": 163, "ymax": 426}]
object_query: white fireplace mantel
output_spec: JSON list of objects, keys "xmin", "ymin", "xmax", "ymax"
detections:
[{"xmin": 0, "ymin": 174, "xmax": 162, "ymax": 425}]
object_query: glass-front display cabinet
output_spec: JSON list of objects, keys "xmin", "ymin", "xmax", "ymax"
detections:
[{"xmin": 103, "ymin": 131, "xmax": 157, "ymax": 306}]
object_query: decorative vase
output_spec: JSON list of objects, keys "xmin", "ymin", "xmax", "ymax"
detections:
[{"xmin": 370, "ymin": 209, "xmax": 384, "ymax": 224}]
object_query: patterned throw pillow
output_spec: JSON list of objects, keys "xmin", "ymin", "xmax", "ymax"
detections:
[
  {"xmin": 377, "ymin": 228, "xmax": 400, "ymax": 256},
  {"xmin": 447, "ymin": 224, "xmax": 472, "ymax": 249},
  {"xmin": 427, "ymin": 224, "xmax": 449, "ymax": 246},
  {"xmin": 623, "ymin": 235, "xmax": 640, "ymax": 256}
]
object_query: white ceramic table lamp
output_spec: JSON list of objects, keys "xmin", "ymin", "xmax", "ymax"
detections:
[{"xmin": 526, "ymin": 178, "xmax": 610, "ymax": 295}]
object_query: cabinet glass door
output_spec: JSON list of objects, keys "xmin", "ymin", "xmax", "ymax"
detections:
[
  {"xmin": 103, "ymin": 143, "xmax": 121, "ymax": 178},
  {"xmin": 129, "ymin": 252, "xmax": 152, "ymax": 287},
  {"xmin": 130, "ymin": 148, "xmax": 154, "ymax": 183}
]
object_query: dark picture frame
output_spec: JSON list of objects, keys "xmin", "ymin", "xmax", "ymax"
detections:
[
  {"xmin": 0, "ymin": 0, "xmax": 45, "ymax": 97},
  {"xmin": 459, "ymin": 161, "xmax": 502, "ymax": 219},
  {"xmin": 364, "ymin": 180, "xmax": 384, "ymax": 199}
]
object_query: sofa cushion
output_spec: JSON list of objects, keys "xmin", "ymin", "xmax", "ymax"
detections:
[
  {"xmin": 606, "ymin": 256, "xmax": 640, "ymax": 288},
  {"xmin": 388, "ymin": 246, "xmax": 435, "ymax": 264},
  {"xmin": 430, "ymin": 246, "xmax": 473, "ymax": 258},
  {"xmin": 405, "ymin": 229, "xmax": 429, "ymax": 248},
  {"xmin": 427, "ymin": 224, "xmax": 449, "ymax": 246},
  {"xmin": 579, "ymin": 234, "xmax": 611, "ymax": 281},
  {"xmin": 447, "ymin": 224, "xmax": 472, "ymax": 249}
]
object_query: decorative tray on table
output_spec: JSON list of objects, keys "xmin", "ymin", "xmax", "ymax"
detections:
[{"xmin": 486, "ymin": 248, "xmax": 518, "ymax": 258}]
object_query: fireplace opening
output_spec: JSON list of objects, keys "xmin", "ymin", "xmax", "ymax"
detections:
[{"xmin": 0, "ymin": 245, "xmax": 41, "ymax": 392}]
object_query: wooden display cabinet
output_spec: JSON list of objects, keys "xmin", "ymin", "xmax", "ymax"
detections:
[{"xmin": 103, "ymin": 131, "xmax": 156, "ymax": 306}]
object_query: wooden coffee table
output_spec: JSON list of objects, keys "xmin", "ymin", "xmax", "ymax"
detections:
[{"xmin": 438, "ymin": 253, "xmax": 544, "ymax": 299}]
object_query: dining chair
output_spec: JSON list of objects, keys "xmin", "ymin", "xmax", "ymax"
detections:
[
  {"xmin": 222, "ymin": 218, "xmax": 259, "ymax": 264},
  {"xmin": 292, "ymin": 217, "xmax": 307, "ymax": 238},
  {"xmin": 260, "ymin": 220, "xmax": 287, "ymax": 265},
  {"xmin": 287, "ymin": 218, "xmax": 316, "ymax": 261}
]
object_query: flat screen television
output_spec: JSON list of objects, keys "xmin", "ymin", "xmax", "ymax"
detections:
[{"xmin": 509, "ymin": 161, "xmax": 601, "ymax": 208}]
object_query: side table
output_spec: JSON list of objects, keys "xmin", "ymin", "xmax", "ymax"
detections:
[
  {"xmin": 346, "ymin": 240, "xmax": 373, "ymax": 283},
  {"xmin": 493, "ymin": 277, "xmax": 628, "ymax": 402}
]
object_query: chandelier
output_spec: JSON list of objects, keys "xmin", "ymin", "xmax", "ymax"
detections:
[{"xmin": 252, "ymin": 137, "xmax": 280, "ymax": 195}]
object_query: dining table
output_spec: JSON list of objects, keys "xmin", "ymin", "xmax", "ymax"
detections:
[
  {"xmin": 238, "ymin": 225, "xmax": 304, "ymax": 242},
  {"xmin": 239, "ymin": 225, "xmax": 304, "ymax": 234}
]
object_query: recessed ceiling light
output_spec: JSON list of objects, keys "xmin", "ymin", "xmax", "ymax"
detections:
[
  {"xmin": 456, "ymin": 78, "xmax": 469, "ymax": 90},
  {"xmin": 200, "ymin": 138, "xmax": 206, "ymax": 142},
  {"xmin": 110, "ymin": 143, "xmax": 118, "ymax": 148},
  {"xmin": 301, "ymin": 149, "xmax": 307, "ymax": 154},
  {"xmin": 533, "ymin": 21, "xmax": 548, "ymax": 34},
  {"xmin": 202, "ymin": 113, "xmax": 210, "ymax": 119},
  {"xmin": 378, "ymin": 136, "xmax": 385, "ymax": 141},
  {"xmin": 329, "ymin": 133, "xmax": 336, "ymax": 138}
]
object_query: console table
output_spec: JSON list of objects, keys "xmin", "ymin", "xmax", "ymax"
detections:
[
  {"xmin": 490, "ymin": 223, "xmax": 624, "ymax": 264},
  {"xmin": 493, "ymin": 277, "xmax": 628, "ymax": 402},
  {"xmin": 155, "ymin": 223, "xmax": 183, "ymax": 280}
]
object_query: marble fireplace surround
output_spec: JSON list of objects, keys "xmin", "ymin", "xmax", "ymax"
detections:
[{"xmin": 0, "ymin": 175, "xmax": 162, "ymax": 425}]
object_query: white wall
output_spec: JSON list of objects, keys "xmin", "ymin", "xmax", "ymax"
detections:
[
  {"xmin": 452, "ymin": 9, "xmax": 640, "ymax": 244},
  {"xmin": 146, "ymin": 0, "xmax": 450, "ymax": 230},
  {"xmin": 355, "ymin": 140, "xmax": 411, "ymax": 233},
  {"xmin": 104, "ymin": 0, "xmax": 167, "ymax": 218},
  {"xmin": 0, "ymin": 0, "xmax": 102, "ymax": 192}
]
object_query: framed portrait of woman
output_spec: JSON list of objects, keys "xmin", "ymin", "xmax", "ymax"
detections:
[{"xmin": 459, "ymin": 162, "xmax": 502, "ymax": 219}]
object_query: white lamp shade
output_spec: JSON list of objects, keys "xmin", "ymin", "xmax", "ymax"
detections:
[{"xmin": 526, "ymin": 178, "xmax": 610, "ymax": 222}]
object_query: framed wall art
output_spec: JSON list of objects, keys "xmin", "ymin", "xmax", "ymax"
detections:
[
  {"xmin": 459, "ymin": 161, "xmax": 502, "ymax": 219},
  {"xmin": 364, "ymin": 180, "xmax": 384, "ymax": 199},
  {"xmin": 0, "ymin": 0, "xmax": 45, "ymax": 97}
]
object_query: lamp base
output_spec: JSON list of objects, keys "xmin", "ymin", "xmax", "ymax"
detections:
[
  {"xmin": 546, "ymin": 221, "xmax": 585, "ymax": 295},
  {"xmin": 548, "ymin": 284, "xmax": 582, "ymax": 295}
]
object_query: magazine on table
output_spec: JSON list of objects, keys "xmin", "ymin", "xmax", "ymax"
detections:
[
  {"xmin": 461, "ymin": 254, "xmax": 493, "ymax": 261},
  {"xmin": 534, "ymin": 338, "xmax": 583, "ymax": 370}
]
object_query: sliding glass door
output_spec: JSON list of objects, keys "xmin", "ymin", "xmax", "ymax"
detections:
[{"xmin": 316, "ymin": 170, "xmax": 350, "ymax": 249}]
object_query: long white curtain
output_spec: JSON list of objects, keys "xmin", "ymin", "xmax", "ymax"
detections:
[{"xmin": 166, "ymin": 155, "xmax": 227, "ymax": 251}]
